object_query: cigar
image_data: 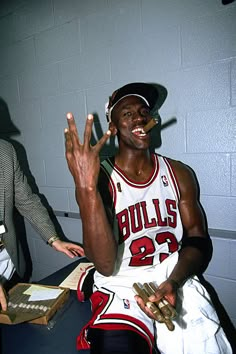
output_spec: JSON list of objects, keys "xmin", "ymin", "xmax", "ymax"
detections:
[
  {"xmin": 149, "ymin": 282, "xmax": 177, "ymax": 319},
  {"xmin": 142, "ymin": 284, "xmax": 165, "ymax": 322},
  {"xmin": 143, "ymin": 283, "xmax": 175, "ymax": 331},
  {"xmin": 133, "ymin": 283, "xmax": 175, "ymax": 331},
  {"xmin": 133, "ymin": 283, "xmax": 165, "ymax": 322},
  {"xmin": 143, "ymin": 118, "xmax": 157, "ymax": 133},
  {"xmin": 163, "ymin": 318, "xmax": 175, "ymax": 331},
  {"xmin": 143, "ymin": 283, "xmax": 173, "ymax": 319}
]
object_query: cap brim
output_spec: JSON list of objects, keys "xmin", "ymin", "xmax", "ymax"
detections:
[{"xmin": 111, "ymin": 82, "xmax": 159, "ymax": 111}]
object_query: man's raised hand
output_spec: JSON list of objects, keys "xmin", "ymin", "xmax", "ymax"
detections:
[{"xmin": 65, "ymin": 113, "xmax": 111, "ymax": 190}]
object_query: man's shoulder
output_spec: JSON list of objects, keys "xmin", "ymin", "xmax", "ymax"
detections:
[
  {"xmin": 156, "ymin": 153, "xmax": 189, "ymax": 171},
  {"xmin": 98, "ymin": 157, "xmax": 115, "ymax": 191},
  {"xmin": 100, "ymin": 155, "xmax": 115, "ymax": 165},
  {"xmin": 0, "ymin": 139, "xmax": 15, "ymax": 159},
  {"xmin": 0, "ymin": 138, "xmax": 13, "ymax": 149},
  {"xmin": 99, "ymin": 157, "xmax": 112, "ymax": 181},
  {"xmin": 100, "ymin": 156, "xmax": 115, "ymax": 173},
  {"xmin": 155, "ymin": 153, "xmax": 195, "ymax": 182}
]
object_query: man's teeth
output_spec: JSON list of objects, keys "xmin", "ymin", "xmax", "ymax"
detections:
[{"xmin": 132, "ymin": 128, "xmax": 146, "ymax": 136}]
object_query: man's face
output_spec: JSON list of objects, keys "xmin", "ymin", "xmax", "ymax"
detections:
[{"xmin": 110, "ymin": 95, "xmax": 153, "ymax": 150}]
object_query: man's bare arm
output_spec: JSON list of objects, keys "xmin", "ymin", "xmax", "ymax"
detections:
[
  {"xmin": 65, "ymin": 113, "xmax": 117, "ymax": 276},
  {"xmin": 152, "ymin": 160, "xmax": 211, "ymax": 306},
  {"xmin": 136, "ymin": 160, "xmax": 212, "ymax": 316}
]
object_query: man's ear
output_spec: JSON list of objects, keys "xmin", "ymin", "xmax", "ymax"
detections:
[{"xmin": 109, "ymin": 121, "xmax": 118, "ymax": 136}]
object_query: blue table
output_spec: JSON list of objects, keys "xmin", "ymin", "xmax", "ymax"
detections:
[{"xmin": 0, "ymin": 259, "xmax": 91, "ymax": 354}]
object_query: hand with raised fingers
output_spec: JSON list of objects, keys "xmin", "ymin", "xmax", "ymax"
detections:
[{"xmin": 65, "ymin": 113, "xmax": 111, "ymax": 191}]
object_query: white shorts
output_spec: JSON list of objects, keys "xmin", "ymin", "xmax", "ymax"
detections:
[{"xmin": 77, "ymin": 254, "xmax": 232, "ymax": 354}]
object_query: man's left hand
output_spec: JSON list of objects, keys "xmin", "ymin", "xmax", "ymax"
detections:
[{"xmin": 51, "ymin": 240, "xmax": 85, "ymax": 258}]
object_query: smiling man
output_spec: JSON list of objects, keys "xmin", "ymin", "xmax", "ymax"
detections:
[{"xmin": 65, "ymin": 82, "xmax": 232, "ymax": 354}]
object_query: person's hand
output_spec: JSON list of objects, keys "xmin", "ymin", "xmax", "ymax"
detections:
[
  {"xmin": 51, "ymin": 239, "xmax": 85, "ymax": 259},
  {"xmin": 0, "ymin": 284, "xmax": 7, "ymax": 311},
  {"xmin": 135, "ymin": 278, "xmax": 178, "ymax": 320},
  {"xmin": 65, "ymin": 113, "xmax": 111, "ymax": 192}
]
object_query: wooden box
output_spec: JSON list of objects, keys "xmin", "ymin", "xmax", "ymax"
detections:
[{"xmin": 0, "ymin": 283, "xmax": 70, "ymax": 325}]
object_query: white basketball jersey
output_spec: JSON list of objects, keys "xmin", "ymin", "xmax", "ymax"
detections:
[
  {"xmin": 79, "ymin": 154, "xmax": 232, "ymax": 354},
  {"xmin": 97, "ymin": 154, "xmax": 183, "ymax": 280}
]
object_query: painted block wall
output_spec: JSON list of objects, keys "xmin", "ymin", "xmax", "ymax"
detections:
[{"xmin": 0, "ymin": 0, "xmax": 235, "ymax": 328}]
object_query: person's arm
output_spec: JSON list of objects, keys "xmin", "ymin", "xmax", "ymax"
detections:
[
  {"xmin": 136, "ymin": 160, "xmax": 212, "ymax": 316},
  {"xmin": 48, "ymin": 237, "xmax": 84, "ymax": 258},
  {"xmin": 167, "ymin": 160, "xmax": 211, "ymax": 280},
  {"xmin": 10, "ymin": 142, "xmax": 84, "ymax": 258},
  {"xmin": 0, "ymin": 284, "xmax": 7, "ymax": 311},
  {"xmin": 65, "ymin": 113, "xmax": 117, "ymax": 276},
  {"xmin": 153, "ymin": 160, "xmax": 212, "ymax": 304}
]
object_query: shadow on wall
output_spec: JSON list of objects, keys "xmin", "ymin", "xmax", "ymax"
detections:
[
  {"xmin": 0, "ymin": 97, "xmax": 68, "ymax": 281},
  {"xmin": 184, "ymin": 165, "xmax": 236, "ymax": 351},
  {"xmin": 222, "ymin": 0, "xmax": 236, "ymax": 4},
  {"xmin": 200, "ymin": 275, "xmax": 236, "ymax": 352}
]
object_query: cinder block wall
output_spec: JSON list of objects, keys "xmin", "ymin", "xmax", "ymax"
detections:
[{"xmin": 0, "ymin": 0, "xmax": 235, "ymax": 327}]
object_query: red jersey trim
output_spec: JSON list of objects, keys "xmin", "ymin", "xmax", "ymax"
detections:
[
  {"xmin": 77, "ymin": 289, "xmax": 154, "ymax": 352},
  {"xmin": 106, "ymin": 154, "xmax": 159, "ymax": 189},
  {"xmin": 163, "ymin": 157, "xmax": 180, "ymax": 201}
]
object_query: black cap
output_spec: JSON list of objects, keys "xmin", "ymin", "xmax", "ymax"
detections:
[{"xmin": 106, "ymin": 82, "xmax": 159, "ymax": 122}]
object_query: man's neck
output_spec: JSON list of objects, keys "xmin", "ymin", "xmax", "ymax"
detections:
[{"xmin": 114, "ymin": 151, "xmax": 154, "ymax": 181}]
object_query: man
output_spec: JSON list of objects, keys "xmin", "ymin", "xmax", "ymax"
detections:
[
  {"xmin": 65, "ymin": 83, "xmax": 232, "ymax": 354},
  {"xmin": 0, "ymin": 139, "xmax": 84, "ymax": 311}
]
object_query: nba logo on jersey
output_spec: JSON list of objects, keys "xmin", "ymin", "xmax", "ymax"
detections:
[
  {"xmin": 123, "ymin": 299, "xmax": 130, "ymax": 309},
  {"xmin": 161, "ymin": 175, "xmax": 168, "ymax": 186}
]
